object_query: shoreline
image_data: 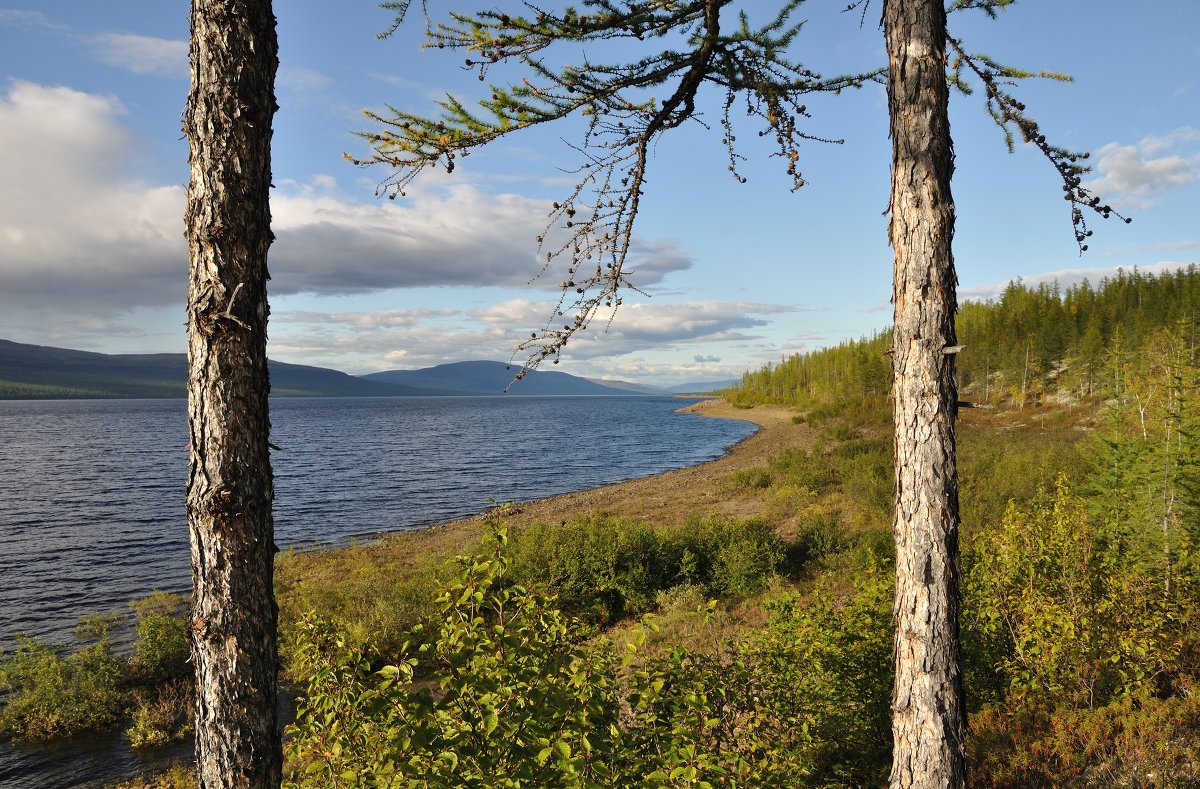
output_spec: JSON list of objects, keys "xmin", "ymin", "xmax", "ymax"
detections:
[{"xmin": 340, "ymin": 398, "xmax": 814, "ymax": 563}]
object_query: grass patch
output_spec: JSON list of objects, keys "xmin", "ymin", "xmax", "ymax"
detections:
[{"xmin": 728, "ymin": 466, "xmax": 772, "ymax": 490}]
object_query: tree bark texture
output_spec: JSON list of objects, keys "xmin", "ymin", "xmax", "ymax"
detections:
[
  {"xmin": 185, "ymin": 1, "xmax": 280, "ymax": 785},
  {"xmin": 884, "ymin": 0, "xmax": 966, "ymax": 787}
]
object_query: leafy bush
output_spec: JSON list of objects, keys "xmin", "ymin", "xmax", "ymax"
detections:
[
  {"xmin": 0, "ymin": 595, "xmax": 194, "ymax": 744},
  {"xmin": 506, "ymin": 513, "xmax": 784, "ymax": 623},
  {"xmin": 964, "ymin": 478, "xmax": 1191, "ymax": 708},
  {"xmin": 742, "ymin": 564, "xmax": 895, "ymax": 786},
  {"xmin": 126, "ymin": 679, "xmax": 192, "ymax": 749},
  {"xmin": 0, "ymin": 630, "xmax": 125, "ymax": 740},
  {"xmin": 112, "ymin": 764, "xmax": 196, "ymax": 789},
  {"xmin": 729, "ymin": 466, "xmax": 772, "ymax": 490},
  {"xmin": 275, "ymin": 546, "xmax": 442, "ymax": 679},
  {"xmin": 507, "ymin": 514, "xmax": 663, "ymax": 621},
  {"xmin": 130, "ymin": 591, "xmax": 190, "ymax": 683},
  {"xmin": 830, "ymin": 439, "xmax": 893, "ymax": 523},
  {"xmin": 830, "ymin": 424, "xmax": 859, "ymax": 442},
  {"xmin": 792, "ymin": 513, "xmax": 852, "ymax": 565},
  {"xmin": 285, "ymin": 525, "xmax": 810, "ymax": 787},
  {"xmin": 681, "ymin": 515, "xmax": 784, "ymax": 599},
  {"xmin": 767, "ymin": 448, "xmax": 838, "ymax": 493}
]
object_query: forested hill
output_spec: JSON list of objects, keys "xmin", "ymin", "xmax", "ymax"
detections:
[
  {"xmin": 0, "ymin": 341, "xmax": 661, "ymax": 399},
  {"xmin": 731, "ymin": 264, "xmax": 1200, "ymax": 408},
  {"xmin": 0, "ymin": 340, "xmax": 450, "ymax": 399}
]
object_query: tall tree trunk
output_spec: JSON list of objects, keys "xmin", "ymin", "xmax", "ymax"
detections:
[
  {"xmin": 185, "ymin": 1, "xmax": 281, "ymax": 785},
  {"xmin": 884, "ymin": 0, "xmax": 966, "ymax": 786}
]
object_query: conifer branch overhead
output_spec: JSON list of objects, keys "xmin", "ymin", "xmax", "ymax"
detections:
[
  {"xmin": 356, "ymin": 0, "xmax": 881, "ymax": 370},
  {"xmin": 946, "ymin": 37, "xmax": 1131, "ymax": 254}
]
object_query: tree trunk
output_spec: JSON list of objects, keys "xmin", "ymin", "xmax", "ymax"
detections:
[
  {"xmin": 884, "ymin": 0, "xmax": 966, "ymax": 786},
  {"xmin": 185, "ymin": 1, "xmax": 280, "ymax": 785}
]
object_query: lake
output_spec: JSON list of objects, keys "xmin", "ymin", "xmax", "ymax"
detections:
[{"xmin": 0, "ymin": 395, "xmax": 755, "ymax": 787}]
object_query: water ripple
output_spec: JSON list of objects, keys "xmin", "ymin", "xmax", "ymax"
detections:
[{"xmin": 0, "ymin": 395, "xmax": 754, "ymax": 787}]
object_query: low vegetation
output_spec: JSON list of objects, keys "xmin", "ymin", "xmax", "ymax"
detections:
[
  {"xmin": 0, "ymin": 593, "xmax": 193, "ymax": 746},
  {"xmin": 282, "ymin": 397, "xmax": 1200, "ymax": 786},
  {"xmin": 5, "ymin": 267, "xmax": 1199, "ymax": 786},
  {"xmin": 279, "ymin": 265, "xmax": 1200, "ymax": 782}
]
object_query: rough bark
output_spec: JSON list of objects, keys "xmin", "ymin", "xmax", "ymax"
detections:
[
  {"xmin": 185, "ymin": 1, "xmax": 281, "ymax": 785},
  {"xmin": 884, "ymin": 0, "xmax": 966, "ymax": 786}
]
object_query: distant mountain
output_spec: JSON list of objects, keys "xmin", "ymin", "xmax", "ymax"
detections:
[
  {"xmin": 0, "ymin": 339, "xmax": 448, "ymax": 399},
  {"xmin": 665, "ymin": 379, "xmax": 739, "ymax": 394},
  {"xmin": 583, "ymin": 377, "xmax": 670, "ymax": 395},
  {"xmin": 270, "ymin": 361, "xmax": 463, "ymax": 397},
  {"xmin": 363, "ymin": 360, "xmax": 650, "ymax": 396},
  {"xmin": 0, "ymin": 339, "xmax": 701, "ymax": 399}
]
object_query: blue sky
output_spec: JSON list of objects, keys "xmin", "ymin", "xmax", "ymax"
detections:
[{"xmin": 0, "ymin": 1, "xmax": 1196, "ymax": 386}]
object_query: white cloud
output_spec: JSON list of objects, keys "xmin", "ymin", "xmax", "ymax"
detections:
[
  {"xmin": 279, "ymin": 308, "xmax": 457, "ymax": 329},
  {"xmin": 1137, "ymin": 128, "xmax": 1200, "ymax": 157},
  {"xmin": 90, "ymin": 32, "xmax": 187, "ymax": 77},
  {"xmin": 0, "ymin": 81, "xmax": 185, "ymax": 314},
  {"xmin": 0, "ymin": 9, "xmax": 65, "ymax": 31},
  {"xmin": 268, "ymin": 298, "xmax": 794, "ymax": 374},
  {"xmin": 469, "ymin": 298, "xmax": 793, "ymax": 358},
  {"xmin": 269, "ymin": 178, "xmax": 692, "ymax": 294},
  {"xmin": 278, "ymin": 67, "xmax": 334, "ymax": 93},
  {"xmin": 0, "ymin": 82, "xmax": 692, "ymax": 322},
  {"xmin": 960, "ymin": 261, "xmax": 1194, "ymax": 303},
  {"xmin": 1086, "ymin": 127, "xmax": 1200, "ymax": 209},
  {"xmin": 1156, "ymin": 240, "xmax": 1200, "ymax": 252},
  {"xmin": 0, "ymin": 13, "xmax": 186, "ymax": 76}
]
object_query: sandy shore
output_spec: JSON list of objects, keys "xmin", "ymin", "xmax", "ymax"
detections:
[{"xmin": 367, "ymin": 398, "xmax": 815, "ymax": 562}]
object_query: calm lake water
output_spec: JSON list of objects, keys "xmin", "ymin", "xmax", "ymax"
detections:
[{"xmin": 0, "ymin": 395, "xmax": 755, "ymax": 787}]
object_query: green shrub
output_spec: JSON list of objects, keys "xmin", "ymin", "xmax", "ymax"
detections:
[
  {"xmin": 130, "ymin": 591, "xmax": 190, "ymax": 683},
  {"xmin": 275, "ymin": 550, "xmax": 441, "ymax": 679},
  {"xmin": 0, "ymin": 631, "xmax": 126, "ymax": 740},
  {"xmin": 508, "ymin": 513, "xmax": 784, "ymax": 624},
  {"xmin": 112, "ymin": 764, "xmax": 195, "ymax": 789},
  {"xmin": 507, "ymin": 514, "xmax": 665, "ymax": 622},
  {"xmin": 830, "ymin": 424, "xmax": 859, "ymax": 442},
  {"xmin": 964, "ymin": 478, "xmax": 1190, "ymax": 708},
  {"xmin": 741, "ymin": 562, "xmax": 895, "ymax": 786},
  {"xmin": 832, "ymin": 440, "xmax": 893, "ymax": 523},
  {"xmin": 792, "ymin": 513, "xmax": 852, "ymax": 565},
  {"xmin": 285, "ymin": 525, "xmax": 809, "ymax": 787},
  {"xmin": 957, "ymin": 418, "xmax": 1085, "ymax": 533},
  {"xmin": 697, "ymin": 516, "xmax": 784, "ymax": 598},
  {"xmin": 126, "ymin": 679, "xmax": 192, "ymax": 749},
  {"xmin": 729, "ymin": 466, "xmax": 772, "ymax": 490},
  {"xmin": 653, "ymin": 583, "xmax": 708, "ymax": 618},
  {"xmin": 767, "ymin": 448, "xmax": 838, "ymax": 492}
]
